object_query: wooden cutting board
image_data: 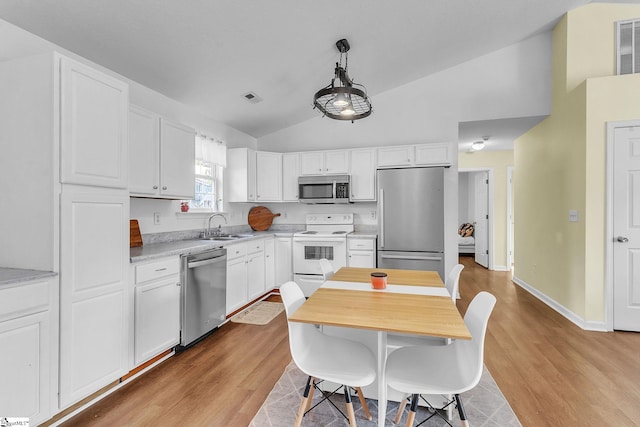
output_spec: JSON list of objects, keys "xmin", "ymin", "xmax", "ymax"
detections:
[
  {"xmin": 130, "ymin": 219, "xmax": 143, "ymax": 247},
  {"xmin": 248, "ymin": 206, "xmax": 281, "ymax": 231}
]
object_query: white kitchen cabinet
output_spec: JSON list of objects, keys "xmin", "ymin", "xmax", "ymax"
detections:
[
  {"xmin": 160, "ymin": 118, "xmax": 196, "ymax": 199},
  {"xmin": 300, "ymin": 150, "xmax": 349, "ymax": 175},
  {"xmin": 414, "ymin": 143, "xmax": 451, "ymax": 166},
  {"xmin": 347, "ymin": 236, "xmax": 377, "ymax": 268},
  {"xmin": 256, "ymin": 151, "xmax": 282, "ymax": 202},
  {"xmin": 246, "ymin": 251, "xmax": 266, "ymax": 301},
  {"xmin": 59, "ymin": 190, "xmax": 130, "ymax": 408},
  {"xmin": 132, "ymin": 257, "xmax": 180, "ymax": 366},
  {"xmin": 0, "ymin": 277, "xmax": 56, "ymax": 427},
  {"xmin": 0, "ymin": 53, "xmax": 131, "ymax": 412},
  {"xmin": 282, "ymin": 153, "xmax": 300, "ymax": 202},
  {"xmin": 275, "ymin": 236, "xmax": 293, "ymax": 286},
  {"xmin": 226, "ymin": 245, "xmax": 248, "ymax": 315},
  {"xmin": 227, "ymin": 148, "xmax": 257, "ymax": 202},
  {"xmin": 378, "ymin": 143, "xmax": 452, "ymax": 169},
  {"xmin": 377, "ymin": 145, "xmax": 414, "ymax": 168},
  {"xmin": 349, "ymin": 148, "xmax": 377, "ymax": 201},
  {"xmin": 264, "ymin": 238, "xmax": 275, "ymax": 291},
  {"xmin": 129, "ymin": 106, "xmax": 159, "ymax": 195},
  {"xmin": 60, "ymin": 56, "xmax": 128, "ymax": 189},
  {"xmin": 129, "ymin": 105, "xmax": 195, "ymax": 199}
]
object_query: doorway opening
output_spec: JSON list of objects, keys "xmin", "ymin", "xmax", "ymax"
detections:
[{"xmin": 458, "ymin": 169, "xmax": 493, "ymax": 270}]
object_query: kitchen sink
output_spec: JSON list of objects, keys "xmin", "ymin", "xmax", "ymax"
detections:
[
  {"xmin": 229, "ymin": 233, "xmax": 255, "ymax": 238},
  {"xmin": 200, "ymin": 236, "xmax": 236, "ymax": 241}
]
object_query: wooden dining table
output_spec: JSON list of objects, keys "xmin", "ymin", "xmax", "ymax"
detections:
[{"xmin": 288, "ymin": 266, "xmax": 471, "ymax": 426}]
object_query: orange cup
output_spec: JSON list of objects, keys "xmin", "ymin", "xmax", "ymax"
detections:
[{"xmin": 371, "ymin": 272, "xmax": 387, "ymax": 289}]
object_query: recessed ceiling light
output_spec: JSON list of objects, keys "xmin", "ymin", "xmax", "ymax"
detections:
[{"xmin": 242, "ymin": 91, "xmax": 263, "ymax": 104}]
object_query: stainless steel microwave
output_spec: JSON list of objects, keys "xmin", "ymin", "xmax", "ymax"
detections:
[{"xmin": 298, "ymin": 174, "xmax": 351, "ymax": 204}]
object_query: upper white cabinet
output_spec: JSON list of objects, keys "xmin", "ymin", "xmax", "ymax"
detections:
[
  {"xmin": 160, "ymin": 118, "xmax": 195, "ymax": 199},
  {"xmin": 349, "ymin": 148, "xmax": 377, "ymax": 201},
  {"xmin": 300, "ymin": 150, "xmax": 349, "ymax": 175},
  {"xmin": 129, "ymin": 106, "xmax": 195, "ymax": 199},
  {"xmin": 60, "ymin": 57, "xmax": 128, "ymax": 189},
  {"xmin": 256, "ymin": 151, "xmax": 282, "ymax": 202},
  {"xmin": 377, "ymin": 143, "xmax": 451, "ymax": 168},
  {"xmin": 282, "ymin": 153, "xmax": 300, "ymax": 202},
  {"xmin": 377, "ymin": 145, "xmax": 414, "ymax": 168},
  {"xmin": 227, "ymin": 148, "xmax": 257, "ymax": 202}
]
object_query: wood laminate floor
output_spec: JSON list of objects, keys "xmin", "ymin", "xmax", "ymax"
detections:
[{"xmin": 59, "ymin": 258, "xmax": 640, "ymax": 426}]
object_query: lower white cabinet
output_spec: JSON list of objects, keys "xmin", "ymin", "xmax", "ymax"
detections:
[
  {"xmin": 264, "ymin": 238, "xmax": 275, "ymax": 291},
  {"xmin": 226, "ymin": 239, "xmax": 271, "ymax": 315},
  {"xmin": 275, "ymin": 237, "xmax": 292, "ymax": 286},
  {"xmin": 347, "ymin": 236, "xmax": 377, "ymax": 268},
  {"xmin": 133, "ymin": 256, "xmax": 180, "ymax": 366},
  {"xmin": 0, "ymin": 277, "xmax": 55, "ymax": 426}
]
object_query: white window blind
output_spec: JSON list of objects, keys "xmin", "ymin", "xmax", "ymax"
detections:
[
  {"xmin": 617, "ymin": 18, "xmax": 640, "ymax": 75},
  {"xmin": 191, "ymin": 134, "xmax": 226, "ymax": 211}
]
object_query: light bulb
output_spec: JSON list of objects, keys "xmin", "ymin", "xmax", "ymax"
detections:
[
  {"xmin": 340, "ymin": 103, "xmax": 355, "ymax": 116},
  {"xmin": 471, "ymin": 140, "xmax": 485, "ymax": 151},
  {"xmin": 333, "ymin": 92, "xmax": 349, "ymax": 108}
]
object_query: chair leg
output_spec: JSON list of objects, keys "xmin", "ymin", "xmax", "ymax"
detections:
[
  {"xmin": 344, "ymin": 385, "xmax": 357, "ymax": 426},
  {"xmin": 455, "ymin": 394, "xmax": 470, "ymax": 427},
  {"xmin": 354, "ymin": 387, "xmax": 372, "ymax": 421},
  {"xmin": 304, "ymin": 377, "xmax": 316, "ymax": 413},
  {"xmin": 394, "ymin": 395, "xmax": 409, "ymax": 425},
  {"xmin": 404, "ymin": 394, "xmax": 419, "ymax": 427},
  {"xmin": 295, "ymin": 376, "xmax": 313, "ymax": 427}
]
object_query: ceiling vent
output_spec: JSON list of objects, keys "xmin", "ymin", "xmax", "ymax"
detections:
[{"xmin": 242, "ymin": 91, "xmax": 263, "ymax": 104}]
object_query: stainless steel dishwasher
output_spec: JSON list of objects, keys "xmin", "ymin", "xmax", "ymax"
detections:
[{"xmin": 179, "ymin": 247, "xmax": 227, "ymax": 348}]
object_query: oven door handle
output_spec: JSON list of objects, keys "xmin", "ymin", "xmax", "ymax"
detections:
[
  {"xmin": 293, "ymin": 238, "xmax": 347, "ymax": 244},
  {"xmin": 332, "ymin": 180, "xmax": 337, "ymax": 200}
]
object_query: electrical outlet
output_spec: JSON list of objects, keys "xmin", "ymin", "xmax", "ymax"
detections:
[
  {"xmin": 153, "ymin": 212, "xmax": 160, "ymax": 224},
  {"xmin": 370, "ymin": 211, "xmax": 376, "ymax": 220}
]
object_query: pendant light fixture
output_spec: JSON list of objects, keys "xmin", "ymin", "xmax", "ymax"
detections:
[{"xmin": 313, "ymin": 39, "xmax": 372, "ymax": 122}]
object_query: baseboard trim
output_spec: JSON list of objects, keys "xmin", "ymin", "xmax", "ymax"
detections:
[
  {"xmin": 512, "ymin": 276, "xmax": 608, "ymax": 332},
  {"xmin": 492, "ymin": 264, "xmax": 510, "ymax": 272}
]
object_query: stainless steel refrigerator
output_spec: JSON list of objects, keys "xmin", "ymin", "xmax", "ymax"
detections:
[{"xmin": 377, "ymin": 167, "xmax": 445, "ymax": 280}]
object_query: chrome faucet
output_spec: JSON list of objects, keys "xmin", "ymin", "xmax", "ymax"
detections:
[{"xmin": 207, "ymin": 213, "xmax": 227, "ymax": 237}]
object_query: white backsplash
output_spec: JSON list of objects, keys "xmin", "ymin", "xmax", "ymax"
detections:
[{"xmin": 130, "ymin": 197, "xmax": 377, "ymax": 235}]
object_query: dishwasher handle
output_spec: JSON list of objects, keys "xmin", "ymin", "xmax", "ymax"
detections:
[{"xmin": 187, "ymin": 254, "xmax": 227, "ymax": 269}]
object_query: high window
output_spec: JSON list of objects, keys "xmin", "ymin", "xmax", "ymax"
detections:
[
  {"xmin": 190, "ymin": 133, "xmax": 226, "ymax": 212},
  {"xmin": 617, "ymin": 18, "xmax": 640, "ymax": 75}
]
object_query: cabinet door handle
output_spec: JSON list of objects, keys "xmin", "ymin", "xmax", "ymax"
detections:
[
  {"xmin": 153, "ymin": 185, "xmax": 158, "ymax": 189},
  {"xmin": 162, "ymin": 186, "xmax": 167, "ymax": 190}
]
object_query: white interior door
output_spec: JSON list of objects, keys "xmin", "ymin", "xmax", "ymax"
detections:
[
  {"xmin": 474, "ymin": 172, "xmax": 489, "ymax": 268},
  {"xmin": 613, "ymin": 125, "xmax": 640, "ymax": 331}
]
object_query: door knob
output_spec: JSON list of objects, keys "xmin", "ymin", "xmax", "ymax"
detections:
[{"xmin": 617, "ymin": 236, "xmax": 629, "ymax": 243}]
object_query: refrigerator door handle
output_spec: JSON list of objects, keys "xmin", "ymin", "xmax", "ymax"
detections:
[
  {"xmin": 380, "ymin": 254, "xmax": 443, "ymax": 262},
  {"xmin": 379, "ymin": 188, "xmax": 384, "ymax": 248}
]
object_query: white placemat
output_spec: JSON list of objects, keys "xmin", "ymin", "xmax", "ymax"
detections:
[{"xmin": 322, "ymin": 280, "xmax": 450, "ymax": 297}]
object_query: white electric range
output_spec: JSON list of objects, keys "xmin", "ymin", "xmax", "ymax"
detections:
[{"xmin": 293, "ymin": 213, "xmax": 354, "ymax": 297}]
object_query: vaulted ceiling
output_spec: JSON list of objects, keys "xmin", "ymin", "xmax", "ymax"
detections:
[{"xmin": 0, "ymin": 1, "xmax": 631, "ymax": 145}]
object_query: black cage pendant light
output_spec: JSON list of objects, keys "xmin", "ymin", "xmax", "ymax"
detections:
[{"xmin": 313, "ymin": 39, "xmax": 372, "ymax": 122}]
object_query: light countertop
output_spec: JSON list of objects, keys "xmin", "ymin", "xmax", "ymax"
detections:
[{"xmin": 0, "ymin": 267, "xmax": 58, "ymax": 286}]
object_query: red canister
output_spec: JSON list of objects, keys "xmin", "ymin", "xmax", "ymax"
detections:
[{"xmin": 371, "ymin": 272, "xmax": 387, "ymax": 289}]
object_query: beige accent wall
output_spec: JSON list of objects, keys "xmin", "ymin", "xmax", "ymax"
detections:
[
  {"xmin": 514, "ymin": 4, "xmax": 640, "ymax": 323},
  {"xmin": 459, "ymin": 150, "xmax": 514, "ymax": 270}
]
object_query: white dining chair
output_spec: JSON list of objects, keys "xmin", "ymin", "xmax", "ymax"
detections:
[
  {"xmin": 385, "ymin": 291, "xmax": 496, "ymax": 427},
  {"xmin": 387, "ymin": 264, "xmax": 464, "ymax": 349},
  {"xmin": 280, "ymin": 281, "xmax": 377, "ymax": 427},
  {"xmin": 318, "ymin": 258, "xmax": 335, "ymax": 280}
]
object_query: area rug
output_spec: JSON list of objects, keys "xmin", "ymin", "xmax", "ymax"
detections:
[
  {"xmin": 250, "ymin": 361, "xmax": 521, "ymax": 427},
  {"xmin": 231, "ymin": 301, "xmax": 284, "ymax": 325}
]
